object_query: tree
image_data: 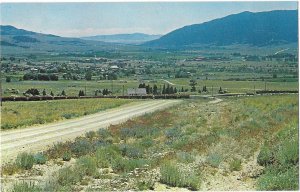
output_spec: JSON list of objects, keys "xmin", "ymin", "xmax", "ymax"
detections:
[
  {"xmin": 85, "ymin": 71, "xmax": 92, "ymax": 81},
  {"xmin": 153, "ymin": 84, "xmax": 158, "ymax": 95},
  {"xmin": 162, "ymin": 84, "xmax": 166, "ymax": 94},
  {"xmin": 181, "ymin": 86, "xmax": 184, "ymax": 92},
  {"xmin": 190, "ymin": 79, "xmax": 197, "ymax": 92},
  {"xmin": 218, "ymin": 87, "xmax": 223, "ymax": 94},
  {"xmin": 25, "ymin": 88, "xmax": 39, "ymax": 96},
  {"xmin": 79, "ymin": 90, "xmax": 85, "ymax": 97},
  {"xmin": 61, "ymin": 90, "xmax": 66, "ymax": 96},
  {"xmin": 202, "ymin": 85, "xmax": 207, "ymax": 92},
  {"xmin": 50, "ymin": 91, "xmax": 54, "ymax": 96},
  {"xmin": 174, "ymin": 87, "xmax": 177, "ymax": 94},
  {"xmin": 6, "ymin": 76, "xmax": 11, "ymax": 83},
  {"xmin": 42, "ymin": 89, "xmax": 47, "ymax": 96}
]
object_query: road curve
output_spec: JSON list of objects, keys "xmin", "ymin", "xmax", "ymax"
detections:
[{"xmin": 1, "ymin": 100, "xmax": 181, "ymax": 163}]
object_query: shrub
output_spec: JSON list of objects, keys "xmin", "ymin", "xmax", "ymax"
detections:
[
  {"xmin": 62, "ymin": 152, "xmax": 72, "ymax": 161},
  {"xmin": 257, "ymin": 145, "xmax": 273, "ymax": 166},
  {"xmin": 11, "ymin": 182, "xmax": 41, "ymax": 192},
  {"xmin": 76, "ymin": 156, "xmax": 97, "ymax": 176},
  {"xmin": 34, "ymin": 153, "xmax": 47, "ymax": 165},
  {"xmin": 16, "ymin": 152, "xmax": 35, "ymax": 170},
  {"xmin": 57, "ymin": 166, "xmax": 84, "ymax": 186},
  {"xmin": 165, "ymin": 127, "xmax": 182, "ymax": 139},
  {"xmin": 229, "ymin": 158, "xmax": 242, "ymax": 172},
  {"xmin": 98, "ymin": 129, "xmax": 111, "ymax": 139},
  {"xmin": 257, "ymin": 166, "xmax": 298, "ymax": 190},
  {"xmin": 95, "ymin": 145, "xmax": 121, "ymax": 168},
  {"xmin": 119, "ymin": 144, "xmax": 143, "ymax": 159},
  {"xmin": 112, "ymin": 158, "xmax": 148, "ymax": 173},
  {"xmin": 71, "ymin": 138, "xmax": 93, "ymax": 156},
  {"xmin": 139, "ymin": 137, "xmax": 154, "ymax": 148}
]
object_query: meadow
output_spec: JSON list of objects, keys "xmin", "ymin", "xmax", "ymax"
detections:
[
  {"xmin": 2, "ymin": 94, "xmax": 298, "ymax": 191},
  {"xmin": 1, "ymin": 98, "xmax": 134, "ymax": 129}
]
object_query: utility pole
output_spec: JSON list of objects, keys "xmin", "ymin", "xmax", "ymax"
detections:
[
  {"xmin": 212, "ymin": 85, "xmax": 214, "ymax": 97},
  {"xmin": 254, "ymin": 85, "xmax": 256, "ymax": 95},
  {"xmin": 85, "ymin": 85, "xmax": 87, "ymax": 96},
  {"xmin": 122, "ymin": 84, "xmax": 125, "ymax": 96}
]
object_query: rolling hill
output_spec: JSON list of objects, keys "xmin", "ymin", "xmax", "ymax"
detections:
[
  {"xmin": 143, "ymin": 10, "xmax": 298, "ymax": 48},
  {"xmin": 0, "ymin": 25, "xmax": 127, "ymax": 55},
  {"xmin": 81, "ymin": 33, "xmax": 161, "ymax": 45}
]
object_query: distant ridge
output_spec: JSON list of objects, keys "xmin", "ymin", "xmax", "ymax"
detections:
[
  {"xmin": 81, "ymin": 33, "xmax": 161, "ymax": 44},
  {"xmin": 0, "ymin": 25, "xmax": 127, "ymax": 54},
  {"xmin": 143, "ymin": 10, "xmax": 298, "ymax": 48}
]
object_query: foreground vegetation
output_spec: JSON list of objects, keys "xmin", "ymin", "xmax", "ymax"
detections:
[
  {"xmin": 1, "ymin": 98, "xmax": 134, "ymax": 129},
  {"xmin": 1, "ymin": 95, "xmax": 298, "ymax": 191}
]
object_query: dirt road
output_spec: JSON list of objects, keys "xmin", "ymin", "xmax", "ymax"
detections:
[{"xmin": 1, "ymin": 100, "xmax": 181, "ymax": 163}]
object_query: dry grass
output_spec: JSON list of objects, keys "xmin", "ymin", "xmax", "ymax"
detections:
[{"xmin": 1, "ymin": 98, "xmax": 134, "ymax": 129}]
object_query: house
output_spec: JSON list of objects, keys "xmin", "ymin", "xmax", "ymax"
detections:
[{"xmin": 127, "ymin": 88, "xmax": 147, "ymax": 96}]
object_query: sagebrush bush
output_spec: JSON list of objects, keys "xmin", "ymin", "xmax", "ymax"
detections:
[
  {"xmin": 119, "ymin": 144, "xmax": 144, "ymax": 159},
  {"xmin": 71, "ymin": 138, "xmax": 93, "ymax": 156},
  {"xmin": 176, "ymin": 152, "xmax": 195, "ymax": 163},
  {"xmin": 98, "ymin": 129, "xmax": 111, "ymax": 139},
  {"xmin": 16, "ymin": 152, "xmax": 35, "ymax": 170},
  {"xmin": 34, "ymin": 153, "xmax": 47, "ymax": 165},
  {"xmin": 95, "ymin": 145, "xmax": 121, "ymax": 168}
]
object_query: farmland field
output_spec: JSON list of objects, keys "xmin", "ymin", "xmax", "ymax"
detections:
[{"xmin": 1, "ymin": 95, "xmax": 298, "ymax": 191}]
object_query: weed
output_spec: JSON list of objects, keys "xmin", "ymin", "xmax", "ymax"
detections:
[
  {"xmin": 229, "ymin": 158, "xmax": 242, "ymax": 172},
  {"xmin": 176, "ymin": 152, "xmax": 195, "ymax": 163},
  {"xmin": 159, "ymin": 161, "xmax": 200, "ymax": 190},
  {"xmin": 16, "ymin": 152, "xmax": 35, "ymax": 170},
  {"xmin": 57, "ymin": 166, "xmax": 84, "ymax": 186},
  {"xmin": 62, "ymin": 151, "xmax": 72, "ymax": 161},
  {"xmin": 206, "ymin": 153, "xmax": 223, "ymax": 168},
  {"xmin": 85, "ymin": 131, "xmax": 97, "ymax": 140},
  {"xmin": 2, "ymin": 163, "xmax": 20, "ymax": 175},
  {"xmin": 112, "ymin": 157, "xmax": 148, "ymax": 173},
  {"xmin": 76, "ymin": 155, "xmax": 98, "ymax": 176},
  {"xmin": 11, "ymin": 182, "xmax": 41, "ymax": 192}
]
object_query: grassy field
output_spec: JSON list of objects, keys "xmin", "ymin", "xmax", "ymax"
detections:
[
  {"xmin": 2, "ymin": 94, "xmax": 298, "ymax": 191},
  {"xmin": 1, "ymin": 98, "xmax": 135, "ymax": 130},
  {"xmin": 2, "ymin": 78, "xmax": 298, "ymax": 97}
]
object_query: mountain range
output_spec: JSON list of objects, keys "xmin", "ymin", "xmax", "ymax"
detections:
[
  {"xmin": 81, "ymin": 33, "xmax": 161, "ymax": 44},
  {"xmin": 0, "ymin": 10, "xmax": 298, "ymax": 54},
  {"xmin": 143, "ymin": 10, "xmax": 298, "ymax": 48}
]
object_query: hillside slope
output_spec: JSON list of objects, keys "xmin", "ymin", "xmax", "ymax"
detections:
[{"xmin": 143, "ymin": 10, "xmax": 298, "ymax": 48}]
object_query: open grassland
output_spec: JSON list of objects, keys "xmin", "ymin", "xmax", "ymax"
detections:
[
  {"xmin": 1, "ymin": 98, "xmax": 135, "ymax": 130},
  {"xmin": 1, "ymin": 95, "xmax": 298, "ymax": 191}
]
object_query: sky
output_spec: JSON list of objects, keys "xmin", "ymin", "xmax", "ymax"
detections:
[{"xmin": 0, "ymin": 2, "xmax": 298, "ymax": 37}]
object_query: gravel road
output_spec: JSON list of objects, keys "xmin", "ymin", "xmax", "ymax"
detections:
[{"xmin": 1, "ymin": 100, "xmax": 181, "ymax": 163}]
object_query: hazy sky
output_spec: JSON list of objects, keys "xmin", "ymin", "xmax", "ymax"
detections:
[{"xmin": 0, "ymin": 2, "xmax": 298, "ymax": 37}]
